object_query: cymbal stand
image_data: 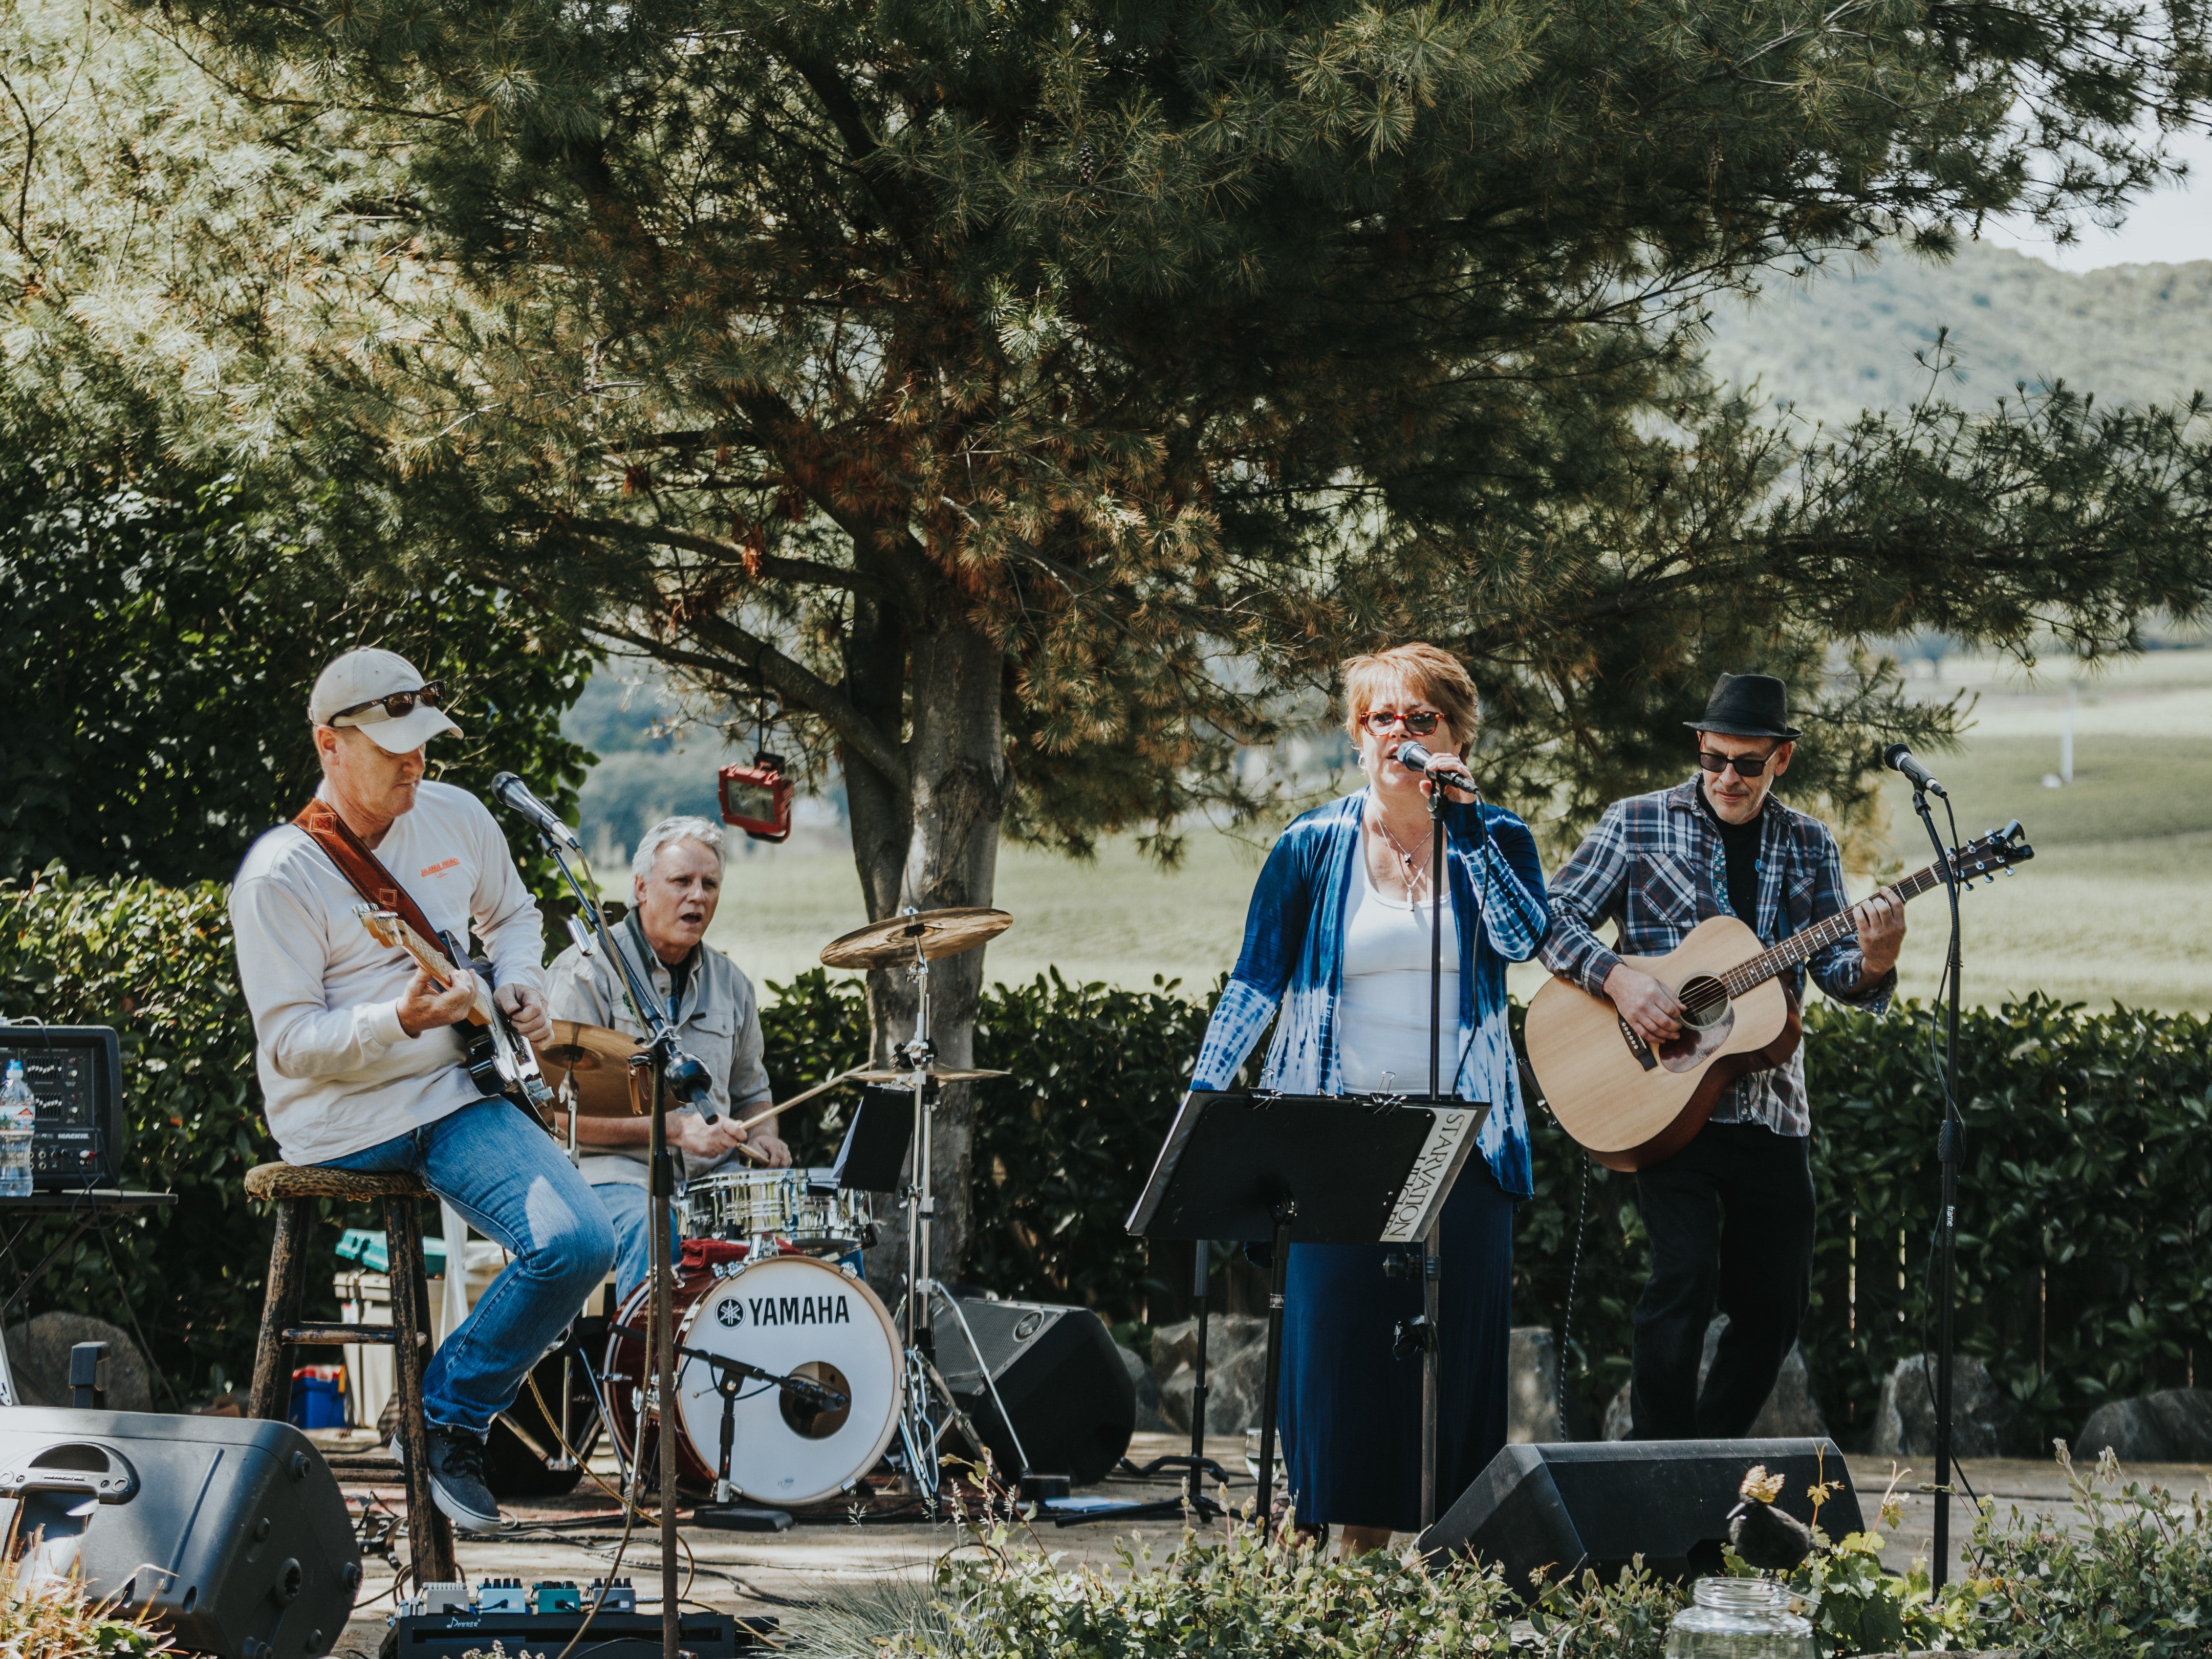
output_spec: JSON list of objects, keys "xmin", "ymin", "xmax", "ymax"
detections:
[
  {"xmin": 890, "ymin": 920, "xmax": 948, "ymax": 1498},
  {"xmin": 877, "ymin": 918, "xmax": 1020, "ymax": 1499}
]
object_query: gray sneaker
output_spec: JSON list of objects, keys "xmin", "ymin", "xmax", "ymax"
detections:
[{"xmin": 426, "ymin": 1427, "xmax": 503, "ymax": 1534}]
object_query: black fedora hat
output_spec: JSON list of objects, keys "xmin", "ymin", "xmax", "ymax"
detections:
[{"xmin": 1685, "ymin": 673, "xmax": 1802, "ymax": 740}]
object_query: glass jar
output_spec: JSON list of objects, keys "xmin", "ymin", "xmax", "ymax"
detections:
[{"xmin": 1662, "ymin": 1578, "xmax": 1816, "ymax": 1659}]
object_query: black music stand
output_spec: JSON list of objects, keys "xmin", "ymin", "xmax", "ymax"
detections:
[
  {"xmin": 825, "ymin": 1086, "xmax": 916, "ymax": 1193},
  {"xmin": 1124, "ymin": 1089, "xmax": 1487, "ymax": 1529}
]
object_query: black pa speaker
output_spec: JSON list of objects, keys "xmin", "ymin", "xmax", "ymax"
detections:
[
  {"xmin": 934, "ymin": 1298, "xmax": 1135, "ymax": 1487},
  {"xmin": 0, "ymin": 1408, "xmax": 360, "ymax": 1657},
  {"xmin": 1417, "ymin": 1438, "xmax": 1862, "ymax": 1592}
]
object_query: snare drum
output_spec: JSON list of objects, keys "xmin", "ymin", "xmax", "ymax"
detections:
[{"xmin": 679, "ymin": 1167, "xmax": 875, "ymax": 1256}]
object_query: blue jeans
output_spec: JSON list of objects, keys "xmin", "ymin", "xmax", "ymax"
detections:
[
  {"xmin": 593, "ymin": 1181, "xmax": 681, "ymax": 1304},
  {"xmin": 321, "ymin": 1099, "xmax": 616, "ymax": 1438}
]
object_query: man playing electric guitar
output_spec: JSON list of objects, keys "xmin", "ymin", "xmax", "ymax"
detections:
[
  {"xmin": 230, "ymin": 649, "xmax": 614, "ymax": 1533},
  {"xmin": 1537, "ymin": 673, "xmax": 1905, "ymax": 1439}
]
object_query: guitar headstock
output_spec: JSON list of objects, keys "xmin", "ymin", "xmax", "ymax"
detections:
[
  {"xmin": 1948, "ymin": 820, "xmax": 2034, "ymax": 887},
  {"xmin": 355, "ymin": 904, "xmax": 403, "ymax": 947}
]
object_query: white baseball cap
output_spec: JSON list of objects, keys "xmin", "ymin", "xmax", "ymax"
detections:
[{"xmin": 309, "ymin": 648, "xmax": 464, "ymax": 754}]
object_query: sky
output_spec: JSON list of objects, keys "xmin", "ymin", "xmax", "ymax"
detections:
[{"xmin": 1977, "ymin": 125, "xmax": 2212, "ymax": 270}]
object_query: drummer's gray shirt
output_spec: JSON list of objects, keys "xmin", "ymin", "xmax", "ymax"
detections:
[{"xmin": 545, "ymin": 923, "xmax": 773, "ymax": 1188}]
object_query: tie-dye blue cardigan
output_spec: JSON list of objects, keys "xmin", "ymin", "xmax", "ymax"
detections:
[{"xmin": 1188, "ymin": 790, "xmax": 1552, "ymax": 1198}]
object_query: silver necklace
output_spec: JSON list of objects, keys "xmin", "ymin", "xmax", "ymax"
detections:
[{"xmin": 1369, "ymin": 807, "xmax": 1433, "ymax": 900}]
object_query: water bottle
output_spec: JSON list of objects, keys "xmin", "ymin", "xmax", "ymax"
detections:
[{"xmin": 0, "ymin": 1061, "xmax": 37, "ymax": 1198}]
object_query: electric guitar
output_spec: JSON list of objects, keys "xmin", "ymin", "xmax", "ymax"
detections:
[
  {"xmin": 1524, "ymin": 821, "xmax": 2034, "ymax": 1171},
  {"xmin": 355, "ymin": 904, "xmax": 559, "ymax": 1133}
]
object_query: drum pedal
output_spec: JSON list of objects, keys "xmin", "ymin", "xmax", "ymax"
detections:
[
  {"xmin": 1018, "ymin": 1472, "xmax": 1072, "ymax": 1503},
  {"xmin": 692, "ymin": 1504, "xmax": 793, "ymax": 1532}
]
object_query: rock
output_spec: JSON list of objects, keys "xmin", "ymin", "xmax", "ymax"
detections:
[
  {"xmin": 1153, "ymin": 1314, "xmax": 1269, "ymax": 1435},
  {"xmin": 1508, "ymin": 1326, "xmax": 1584, "ymax": 1442},
  {"xmin": 1605, "ymin": 1382, "xmax": 1634, "ymax": 1441},
  {"xmin": 1116, "ymin": 1343, "xmax": 1173, "ymax": 1434},
  {"xmin": 1600, "ymin": 1317, "xmax": 1826, "ymax": 1439},
  {"xmin": 1870, "ymin": 1353, "xmax": 2008, "ymax": 1457},
  {"xmin": 2075, "ymin": 1389, "xmax": 2212, "ymax": 1462},
  {"xmin": 4, "ymin": 1313, "xmax": 154, "ymax": 1411}
]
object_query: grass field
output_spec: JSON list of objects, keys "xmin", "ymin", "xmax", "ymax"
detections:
[{"xmin": 696, "ymin": 649, "xmax": 2212, "ymax": 1013}]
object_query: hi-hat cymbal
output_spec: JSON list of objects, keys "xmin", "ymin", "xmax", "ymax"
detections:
[
  {"xmin": 534, "ymin": 1020, "xmax": 647, "ymax": 1117},
  {"xmin": 848, "ymin": 1065, "xmax": 1011, "ymax": 1084},
  {"xmin": 818, "ymin": 907, "xmax": 1013, "ymax": 970}
]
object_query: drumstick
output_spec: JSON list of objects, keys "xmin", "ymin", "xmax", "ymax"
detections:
[{"xmin": 721, "ymin": 1067, "xmax": 866, "ymax": 1161}]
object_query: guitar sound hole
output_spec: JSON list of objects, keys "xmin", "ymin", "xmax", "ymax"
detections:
[{"xmin": 1659, "ymin": 975, "xmax": 1736, "ymax": 1072}]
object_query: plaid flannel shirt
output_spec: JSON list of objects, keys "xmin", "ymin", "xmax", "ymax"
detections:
[{"xmin": 1536, "ymin": 776, "xmax": 1895, "ymax": 1138}]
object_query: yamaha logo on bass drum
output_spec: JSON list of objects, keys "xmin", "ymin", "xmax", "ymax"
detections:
[{"xmin": 714, "ymin": 1293, "xmax": 854, "ymax": 1329}]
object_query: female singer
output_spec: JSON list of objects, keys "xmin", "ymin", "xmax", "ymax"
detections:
[{"xmin": 1186, "ymin": 643, "xmax": 1549, "ymax": 1553}]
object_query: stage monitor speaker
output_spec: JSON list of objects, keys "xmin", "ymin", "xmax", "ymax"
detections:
[
  {"xmin": 1417, "ymin": 1438, "xmax": 1862, "ymax": 1592},
  {"xmin": 0, "ymin": 1407, "xmax": 360, "ymax": 1658},
  {"xmin": 935, "ymin": 1297, "xmax": 1135, "ymax": 1487}
]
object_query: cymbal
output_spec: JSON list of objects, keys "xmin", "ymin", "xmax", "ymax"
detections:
[
  {"xmin": 534, "ymin": 1020, "xmax": 646, "ymax": 1118},
  {"xmin": 848, "ymin": 1065, "xmax": 1011, "ymax": 1084},
  {"xmin": 819, "ymin": 907, "xmax": 1013, "ymax": 970}
]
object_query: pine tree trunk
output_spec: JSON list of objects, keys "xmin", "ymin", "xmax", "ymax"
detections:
[{"xmin": 841, "ymin": 606, "xmax": 1006, "ymax": 1292}]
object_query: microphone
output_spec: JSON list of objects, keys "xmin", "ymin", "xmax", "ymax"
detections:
[
  {"xmin": 664, "ymin": 1049, "xmax": 717, "ymax": 1121},
  {"xmin": 489, "ymin": 772, "xmax": 582, "ymax": 849},
  {"xmin": 1394, "ymin": 741, "xmax": 1475, "ymax": 788},
  {"xmin": 1881, "ymin": 744, "xmax": 1948, "ymax": 798}
]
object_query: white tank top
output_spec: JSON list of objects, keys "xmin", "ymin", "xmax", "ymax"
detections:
[{"xmin": 1337, "ymin": 849, "xmax": 1461, "ymax": 1094}]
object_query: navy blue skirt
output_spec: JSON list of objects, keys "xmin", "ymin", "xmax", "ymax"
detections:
[{"xmin": 1278, "ymin": 1159, "xmax": 1514, "ymax": 1533}]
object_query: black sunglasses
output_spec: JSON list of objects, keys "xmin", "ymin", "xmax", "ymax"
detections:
[
  {"xmin": 1698, "ymin": 746, "xmax": 1779, "ymax": 777},
  {"xmin": 1361, "ymin": 709, "xmax": 1442, "ymax": 736},
  {"xmin": 332, "ymin": 681, "xmax": 449, "ymax": 726}
]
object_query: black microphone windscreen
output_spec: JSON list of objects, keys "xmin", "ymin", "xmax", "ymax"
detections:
[{"xmin": 1882, "ymin": 744, "xmax": 1910, "ymax": 770}]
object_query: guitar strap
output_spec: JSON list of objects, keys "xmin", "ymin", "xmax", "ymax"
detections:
[{"xmin": 292, "ymin": 797, "xmax": 458, "ymax": 967}]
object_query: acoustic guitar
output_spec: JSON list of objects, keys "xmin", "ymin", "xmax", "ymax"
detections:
[
  {"xmin": 354, "ymin": 903, "xmax": 559, "ymax": 1133},
  {"xmin": 1525, "ymin": 821, "xmax": 2034, "ymax": 1171}
]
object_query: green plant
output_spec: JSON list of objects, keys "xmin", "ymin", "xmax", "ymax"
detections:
[
  {"xmin": 1968, "ymin": 1448, "xmax": 2212, "ymax": 1659},
  {"xmin": 0, "ymin": 1558, "xmax": 173, "ymax": 1655},
  {"xmin": 1526, "ymin": 1562, "xmax": 1685, "ymax": 1659},
  {"xmin": 895, "ymin": 1520, "xmax": 1521, "ymax": 1659},
  {"xmin": 0, "ymin": 870, "xmax": 332, "ymax": 1394}
]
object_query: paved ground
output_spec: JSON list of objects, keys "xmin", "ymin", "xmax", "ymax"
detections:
[{"xmin": 331, "ymin": 1434, "xmax": 2212, "ymax": 1656}]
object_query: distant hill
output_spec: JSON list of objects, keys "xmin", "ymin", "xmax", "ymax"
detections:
[{"xmin": 1702, "ymin": 242, "xmax": 2212, "ymax": 426}]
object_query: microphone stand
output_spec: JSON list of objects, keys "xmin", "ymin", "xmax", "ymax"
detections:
[
  {"xmin": 531, "ymin": 827, "xmax": 711, "ymax": 1659},
  {"xmin": 1909, "ymin": 785, "xmax": 1964, "ymax": 1589},
  {"xmin": 1421, "ymin": 772, "xmax": 1446, "ymax": 1530}
]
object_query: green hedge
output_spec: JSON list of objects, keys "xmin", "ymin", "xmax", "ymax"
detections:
[
  {"xmin": 758, "ymin": 966, "xmax": 1214, "ymax": 1312},
  {"xmin": 1517, "ymin": 994, "xmax": 2212, "ymax": 1450},
  {"xmin": 0, "ymin": 871, "xmax": 290, "ymax": 1396},
  {"xmin": 9, "ymin": 868, "xmax": 2208, "ymax": 1450}
]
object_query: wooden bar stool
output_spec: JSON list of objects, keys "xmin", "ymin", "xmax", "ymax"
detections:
[{"xmin": 245, "ymin": 1163, "xmax": 456, "ymax": 1585}]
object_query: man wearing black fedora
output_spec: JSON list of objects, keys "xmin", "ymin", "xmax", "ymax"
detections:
[{"xmin": 1539, "ymin": 672, "xmax": 1905, "ymax": 1438}]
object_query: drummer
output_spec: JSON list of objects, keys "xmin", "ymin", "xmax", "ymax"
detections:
[{"xmin": 546, "ymin": 815, "xmax": 790, "ymax": 1299}]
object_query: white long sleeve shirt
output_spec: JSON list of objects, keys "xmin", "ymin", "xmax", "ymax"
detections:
[{"xmin": 229, "ymin": 779, "xmax": 547, "ymax": 1165}]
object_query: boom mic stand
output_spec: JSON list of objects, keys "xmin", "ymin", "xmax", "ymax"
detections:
[
  {"xmin": 1420, "ymin": 769, "xmax": 1446, "ymax": 1530},
  {"xmin": 530, "ymin": 819, "xmax": 714, "ymax": 1659},
  {"xmin": 1909, "ymin": 785, "xmax": 1965, "ymax": 1589}
]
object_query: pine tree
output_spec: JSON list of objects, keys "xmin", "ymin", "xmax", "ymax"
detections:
[{"xmin": 7, "ymin": 0, "xmax": 2212, "ymax": 1267}]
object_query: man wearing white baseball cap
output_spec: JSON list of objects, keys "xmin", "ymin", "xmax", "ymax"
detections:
[{"xmin": 230, "ymin": 647, "xmax": 614, "ymax": 1534}]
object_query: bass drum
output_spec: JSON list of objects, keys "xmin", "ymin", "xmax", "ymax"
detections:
[{"xmin": 602, "ymin": 1251, "xmax": 903, "ymax": 1506}]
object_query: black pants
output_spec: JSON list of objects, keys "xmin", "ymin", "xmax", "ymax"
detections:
[{"xmin": 1628, "ymin": 1120, "xmax": 1814, "ymax": 1440}]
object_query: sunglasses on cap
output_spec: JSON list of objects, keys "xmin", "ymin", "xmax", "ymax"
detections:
[
  {"xmin": 1698, "ymin": 746, "xmax": 1780, "ymax": 778},
  {"xmin": 330, "ymin": 681, "xmax": 449, "ymax": 728},
  {"xmin": 1360, "ymin": 709, "xmax": 1442, "ymax": 736}
]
